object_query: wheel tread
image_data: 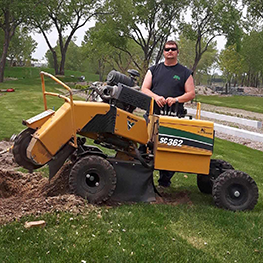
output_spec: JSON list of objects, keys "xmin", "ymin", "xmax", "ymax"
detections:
[
  {"xmin": 69, "ymin": 155, "xmax": 116, "ymax": 204},
  {"xmin": 13, "ymin": 128, "xmax": 42, "ymax": 171},
  {"xmin": 212, "ymin": 170, "xmax": 258, "ymax": 211}
]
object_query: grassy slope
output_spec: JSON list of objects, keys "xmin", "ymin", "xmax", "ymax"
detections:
[
  {"xmin": 0, "ymin": 67, "xmax": 99, "ymax": 140},
  {"xmin": 4, "ymin": 67, "xmax": 99, "ymax": 82},
  {"xmin": 0, "ymin": 68, "xmax": 263, "ymax": 262},
  {"xmin": 197, "ymin": 95, "xmax": 263, "ymax": 114}
]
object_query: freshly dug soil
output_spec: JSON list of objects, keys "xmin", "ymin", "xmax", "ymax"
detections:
[
  {"xmin": 0, "ymin": 141, "xmax": 192, "ymax": 224},
  {"xmin": 0, "ymin": 141, "xmax": 93, "ymax": 224}
]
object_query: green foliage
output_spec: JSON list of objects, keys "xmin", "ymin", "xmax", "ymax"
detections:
[
  {"xmin": 218, "ymin": 44, "xmax": 244, "ymax": 84},
  {"xmin": 0, "ymin": 0, "xmax": 35, "ymax": 81},
  {"xmin": 45, "ymin": 40, "xmax": 85, "ymax": 71},
  {"xmin": 6, "ymin": 26, "xmax": 37, "ymax": 66},
  {"xmin": 244, "ymin": 0, "xmax": 263, "ymax": 21},
  {"xmin": 82, "ymin": 24, "xmax": 143, "ymax": 81},
  {"xmin": 74, "ymin": 84, "xmax": 89, "ymax": 90},
  {"xmin": 95, "ymin": 0, "xmax": 187, "ymax": 75},
  {"xmin": 218, "ymin": 30, "xmax": 263, "ymax": 87},
  {"xmin": 29, "ymin": 0, "xmax": 102, "ymax": 75},
  {"xmin": 178, "ymin": 34, "xmax": 218, "ymax": 83},
  {"xmin": 180, "ymin": 0, "xmax": 242, "ymax": 73}
]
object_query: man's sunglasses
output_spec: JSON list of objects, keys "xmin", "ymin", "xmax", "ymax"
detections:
[{"xmin": 164, "ymin": 47, "xmax": 178, "ymax": 52}]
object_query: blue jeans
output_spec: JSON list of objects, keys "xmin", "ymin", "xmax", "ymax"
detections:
[{"xmin": 158, "ymin": 170, "xmax": 175, "ymax": 187}]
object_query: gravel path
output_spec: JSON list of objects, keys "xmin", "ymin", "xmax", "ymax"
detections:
[{"xmin": 185, "ymin": 102, "xmax": 263, "ymax": 152}]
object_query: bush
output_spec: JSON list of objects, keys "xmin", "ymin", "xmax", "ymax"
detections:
[{"xmin": 75, "ymin": 84, "xmax": 89, "ymax": 90}]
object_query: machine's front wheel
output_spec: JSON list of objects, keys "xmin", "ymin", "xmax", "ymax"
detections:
[
  {"xmin": 69, "ymin": 155, "xmax": 117, "ymax": 204},
  {"xmin": 13, "ymin": 128, "xmax": 43, "ymax": 171},
  {"xmin": 212, "ymin": 170, "xmax": 258, "ymax": 211}
]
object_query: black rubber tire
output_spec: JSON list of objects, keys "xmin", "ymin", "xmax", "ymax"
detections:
[
  {"xmin": 197, "ymin": 174, "xmax": 213, "ymax": 194},
  {"xmin": 13, "ymin": 128, "xmax": 43, "ymax": 171},
  {"xmin": 69, "ymin": 155, "xmax": 117, "ymax": 204},
  {"xmin": 212, "ymin": 170, "xmax": 258, "ymax": 211},
  {"xmin": 197, "ymin": 159, "xmax": 234, "ymax": 194}
]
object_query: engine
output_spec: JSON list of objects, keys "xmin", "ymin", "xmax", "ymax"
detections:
[{"xmin": 91, "ymin": 70, "xmax": 151, "ymax": 113}]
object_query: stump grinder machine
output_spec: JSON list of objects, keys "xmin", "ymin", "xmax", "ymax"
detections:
[{"xmin": 12, "ymin": 70, "xmax": 259, "ymax": 211}]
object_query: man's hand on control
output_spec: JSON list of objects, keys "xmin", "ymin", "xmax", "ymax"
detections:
[
  {"xmin": 166, "ymin": 97, "xmax": 178, "ymax": 107},
  {"xmin": 155, "ymin": 95, "xmax": 166, "ymax": 107}
]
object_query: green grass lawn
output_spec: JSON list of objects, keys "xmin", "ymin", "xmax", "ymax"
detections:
[
  {"xmin": 4, "ymin": 66, "xmax": 99, "ymax": 82},
  {"xmin": 0, "ymin": 68, "xmax": 263, "ymax": 262},
  {"xmin": 0, "ymin": 67, "xmax": 98, "ymax": 140},
  {"xmin": 0, "ymin": 138, "xmax": 263, "ymax": 263},
  {"xmin": 197, "ymin": 95, "xmax": 263, "ymax": 114}
]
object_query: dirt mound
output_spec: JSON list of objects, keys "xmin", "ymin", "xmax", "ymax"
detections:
[
  {"xmin": 0, "ymin": 140, "xmax": 194, "ymax": 224},
  {"xmin": 243, "ymin": 86, "xmax": 263, "ymax": 96},
  {"xmin": 196, "ymin": 86, "xmax": 218, "ymax": 96},
  {"xmin": 0, "ymin": 163, "xmax": 90, "ymax": 224},
  {"xmin": 0, "ymin": 141, "xmax": 15, "ymax": 169}
]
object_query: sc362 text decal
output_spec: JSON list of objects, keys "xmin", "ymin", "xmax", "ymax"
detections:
[{"xmin": 159, "ymin": 137, "xmax": 183, "ymax": 147}]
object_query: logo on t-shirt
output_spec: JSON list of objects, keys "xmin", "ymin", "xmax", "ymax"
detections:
[{"xmin": 173, "ymin": 75, "xmax": 180, "ymax": 80}]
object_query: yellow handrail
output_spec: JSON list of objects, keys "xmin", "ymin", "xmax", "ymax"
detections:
[
  {"xmin": 40, "ymin": 71, "xmax": 77, "ymax": 147},
  {"xmin": 149, "ymin": 98, "xmax": 154, "ymax": 115},
  {"xmin": 196, "ymin": 102, "xmax": 201, "ymax": 119}
]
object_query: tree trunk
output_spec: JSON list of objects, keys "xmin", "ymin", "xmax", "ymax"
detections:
[
  {"xmin": 9, "ymin": 57, "xmax": 14, "ymax": 67},
  {"xmin": 191, "ymin": 56, "xmax": 200, "ymax": 75},
  {"xmin": 98, "ymin": 59, "xmax": 104, "ymax": 81},
  {"xmin": 59, "ymin": 49, "xmax": 66, "ymax": 75},
  {"xmin": 141, "ymin": 59, "xmax": 150, "ymax": 80},
  {"xmin": 0, "ymin": 32, "xmax": 11, "ymax": 83},
  {"xmin": 51, "ymin": 50, "xmax": 59, "ymax": 75}
]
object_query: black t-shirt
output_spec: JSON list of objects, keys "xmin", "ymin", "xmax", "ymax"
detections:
[{"xmin": 149, "ymin": 62, "xmax": 192, "ymax": 98}]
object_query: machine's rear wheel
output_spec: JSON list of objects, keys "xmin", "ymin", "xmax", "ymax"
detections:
[
  {"xmin": 69, "ymin": 155, "xmax": 117, "ymax": 204},
  {"xmin": 212, "ymin": 170, "xmax": 258, "ymax": 211},
  {"xmin": 197, "ymin": 159, "xmax": 234, "ymax": 194},
  {"xmin": 13, "ymin": 128, "xmax": 43, "ymax": 171}
]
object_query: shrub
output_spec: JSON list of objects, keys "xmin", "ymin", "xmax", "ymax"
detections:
[{"xmin": 75, "ymin": 84, "xmax": 89, "ymax": 90}]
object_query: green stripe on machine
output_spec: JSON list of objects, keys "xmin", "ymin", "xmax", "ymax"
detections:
[{"xmin": 159, "ymin": 126, "xmax": 213, "ymax": 145}]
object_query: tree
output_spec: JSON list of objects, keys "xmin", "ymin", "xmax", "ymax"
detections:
[
  {"xmin": 82, "ymin": 24, "xmax": 143, "ymax": 81},
  {"xmin": 178, "ymin": 34, "xmax": 217, "ymax": 84},
  {"xmin": 45, "ymin": 38, "xmax": 84, "ymax": 71},
  {"xmin": 179, "ymin": 0, "xmax": 242, "ymax": 74},
  {"xmin": 241, "ymin": 31, "xmax": 263, "ymax": 87},
  {"xmin": 98, "ymin": 0, "xmax": 187, "ymax": 76},
  {"xmin": 218, "ymin": 44, "xmax": 244, "ymax": 89},
  {"xmin": 243, "ymin": 0, "xmax": 263, "ymax": 20},
  {"xmin": 7, "ymin": 27, "xmax": 37, "ymax": 66},
  {"xmin": 0, "ymin": 0, "xmax": 31, "ymax": 82},
  {"xmin": 30, "ymin": 0, "xmax": 102, "ymax": 75},
  {"xmin": 218, "ymin": 30, "xmax": 263, "ymax": 88}
]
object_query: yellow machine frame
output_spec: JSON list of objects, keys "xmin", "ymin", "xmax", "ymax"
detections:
[{"xmin": 25, "ymin": 71, "xmax": 214, "ymax": 175}]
